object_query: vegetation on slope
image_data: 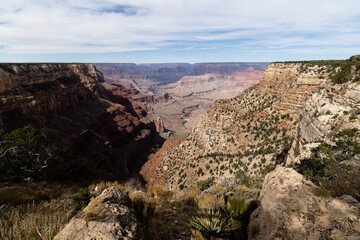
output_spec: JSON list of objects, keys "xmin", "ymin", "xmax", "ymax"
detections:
[
  {"xmin": 280, "ymin": 55, "xmax": 360, "ymax": 84},
  {"xmin": 295, "ymin": 128, "xmax": 360, "ymax": 200},
  {"xmin": 0, "ymin": 182, "xmax": 77, "ymax": 240},
  {"xmin": 0, "ymin": 125, "xmax": 54, "ymax": 182},
  {"xmin": 157, "ymin": 86, "xmax": 295, "ymax": 189},
  {"xmin": 88, "ymin": 177, "xmax": 259, "ymax": 240}
]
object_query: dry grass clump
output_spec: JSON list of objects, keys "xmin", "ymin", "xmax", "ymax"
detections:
[
  {"xmin": 0, "ymin": 184, "xmax": 63, "ymax": 206},
  {"xmin": 191, "ymin": 229, "xmax": 206, "ymax": 240},
  {"xmin": 147, "ymin": 186, "xmax": 173, "ymax": 199},
  {"xmin": 126, "ymin": 185, "xmax": 199, "ymax": 239},
  {"xmin": 0, "ymin": 199, "xmax": 75, "ymax": 240},
  {"xmin": 84, "ymin": 197, "xmax": 102, "ymax": 221},
  {"xmin": 88, "ymin": 180, "xmax": 123, "ymax": 195},
  {"xmin": 209, "ymin": 184, "xmax": 228, "ymax": 195},
  {"xmin": 197, "ymin": 193, "xmax": 225, "ymax": 210},
  {"xmin": 174, "ymin": 187, "xmax": 200, "ymax": 203},
  {"xmin": 129, "ymin": 190, "xmax": 158, "ymax": 222}
]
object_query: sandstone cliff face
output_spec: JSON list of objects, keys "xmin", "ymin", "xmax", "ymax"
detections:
[
  {"xmin": 141, "ymin": 62, "xmax": 360, "ymax": 189},
  {"xmin": 54, "ymin": 187, "xmax": 143, "ymax": 240},
  {"xmin": 0, "ymin": 64, "xmax": 159, "ymax": 182},
  {"xmin": 250, "ymin": 167, "xmax": 360, "ymax": 240}
]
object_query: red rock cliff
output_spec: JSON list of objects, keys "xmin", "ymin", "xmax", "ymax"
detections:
[{"xmin": 0, "ymin": 63, "xmax": 159, "ymax": 182}]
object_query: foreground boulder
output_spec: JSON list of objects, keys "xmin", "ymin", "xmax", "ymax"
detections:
[
  {"xmin": 250, "ymin": 167, "xmax": 360, "ymax": 240},
  {"xmin": 54, "ymin": 187, "xmax": 143, "ymax": 240}
]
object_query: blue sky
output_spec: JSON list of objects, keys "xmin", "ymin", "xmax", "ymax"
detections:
[{"xmin": 0, "ymin": 0, "xmax": 359, "ymax": 63}]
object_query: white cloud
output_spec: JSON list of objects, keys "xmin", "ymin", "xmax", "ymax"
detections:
[{"xmin": 0, "ymin": 0, "xmax": 359, "ymax": 55}]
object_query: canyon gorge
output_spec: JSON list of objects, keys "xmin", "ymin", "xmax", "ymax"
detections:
[
  {"xmin": 96, "ymin": 63, "xmax": 267, "ymax": 138},
  {"xmin": 1, "ymin": 57, "xmax": 360, "ymax": 240}
]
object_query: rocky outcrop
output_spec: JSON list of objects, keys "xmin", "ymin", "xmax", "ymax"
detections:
[
  {"xmin": 140, "ymin": 60, "xmax": 360, "ymax": 189},
  {"xmin": 250, "ymin": 167, "xmax": 360, "ymax": 240},
  {"xmin": 287, "ymin": 82, "xmax": 360, "ymax": 164},
  {"xmin": 256, "ymin": 63, "xmax": 328, "ymax": 112},
  {"xmin": 0, "ymin": 63, "xmax": 160, "ymax": 182},
  {"xmin": 54, "ymin": 187, "xmax": 143, "ymax": 240}
]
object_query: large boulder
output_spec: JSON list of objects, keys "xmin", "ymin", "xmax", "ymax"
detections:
[
  {"xmin": 54, "ymin": 186, "xmax": 143, "ymax": 240},
  {"xmin": 250, "ymin": 167, "xmax": 360, "ymax": 240}
]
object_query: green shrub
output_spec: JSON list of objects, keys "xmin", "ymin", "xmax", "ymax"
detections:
[
  {"xmin": 261, "ymin": 165, "xmax": 275, "ymax": 177},
  {"xmin": 0, "ymin": 125, "xmax": 54, "ymax": 181},
  {"xmin": 227, "ymin": 191, "xmax": 258, "ymax": 229},
  {"xmin": 313, "ymin": 187, "xmax": 330, "ymax": 198},
  {"xmin": 73, "ymin": 187, "xmax": 91, "ymax": 210},
  {"xmin": 197, "ymin": 178, "xmax": 214, "ymax": 191},
  {"xmin": 350, "ymin": 114, "xmax": 357, "ymax": 121},
  {"xmin": 295, "ymin": 128, "xmax": 360, "ymax": 200},
  {"xmin": 235, "ymin": 170, "xmax": 254, "ymax": 188}
]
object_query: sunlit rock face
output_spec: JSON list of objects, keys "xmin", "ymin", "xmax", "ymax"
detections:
[
  {"xmin": 250, "ymin": 167, "xmax": 360, "ymax": 240},
  {"xmin": 54, "ymin": 186, "xmax": 143, "ymax": 240}
]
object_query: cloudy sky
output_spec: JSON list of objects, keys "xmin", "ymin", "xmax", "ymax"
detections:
[{"xmin": 0, "ymin": 0, "xmax": 359, "ymax": 63}]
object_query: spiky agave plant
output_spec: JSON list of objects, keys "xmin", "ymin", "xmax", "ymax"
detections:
[{"xmin": 190, "ymin": 209, "xmax": 225, "ymax": 237}]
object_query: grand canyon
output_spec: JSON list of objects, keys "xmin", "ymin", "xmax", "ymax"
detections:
[
  {"xmin": 1, "ymin": 56, "xmax": 359, "ymax": 240},
  {"xmin": 1, "ymin": 1, "xmax": 359, "ymax": 239},
  {"xmin": 95, "ymin": 63, "xmax": 267, "ymax": 138}
]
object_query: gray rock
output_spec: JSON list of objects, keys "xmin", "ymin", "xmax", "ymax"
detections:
[
  {"xmin": 249, "ymin": 167, "xmax": 360, "ymax": 240},
  {"xmin": 54, "ymin": 186, "xmax": 143, "ymax": 240}
]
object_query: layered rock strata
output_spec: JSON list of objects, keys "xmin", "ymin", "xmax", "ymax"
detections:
[
  {"xmin": 0, "ymin": 63, "xmax": 159, "ymax": 182},
  {"xmin": 141, "ymin": 62, "xmax": 360, "ymax": 189}
]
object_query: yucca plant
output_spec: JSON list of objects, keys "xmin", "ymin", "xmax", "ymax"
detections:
[{"xmin": 190, "ymin": 209, "xmax": 225, "ymax": 238}]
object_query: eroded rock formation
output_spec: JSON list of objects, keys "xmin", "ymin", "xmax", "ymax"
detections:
[
  {"xmin": 250, "ymin": 167, "xmax": 360, "ymax": 240},
  {"xmin": 96, "ymin": 63, "xmax": 267, "ymax": 138},
  {"xmin": 54, "ymin": 187, "xmax": 143, "ymax": 240},
  {"xmin": 0, "ymin": 63, "xmax": 160, "ymax": 182},
  {"xmin": 140, "ymin": 61, "xmax": 360, "ymax": 189}
]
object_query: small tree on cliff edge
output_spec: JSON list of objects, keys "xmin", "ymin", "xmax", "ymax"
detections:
[{"xmin": 0, "ymin": 125, "xmax": 53, "ymax": 181}]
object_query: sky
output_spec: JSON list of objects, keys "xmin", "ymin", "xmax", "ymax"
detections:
[{"xmin": 0, "ymin": 0, "xmax": 359, "ymax": 63}]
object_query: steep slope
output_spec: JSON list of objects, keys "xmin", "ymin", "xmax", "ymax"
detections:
[
  {"xmin": 141, "ymin": 59, "xmax": 360, "ymax": 189},
  {"xmin": 0, "ymin": 63, "xmax": 160, "ymax": 182},
  {"xmin": 97, "ymin": 63, "xmax": 267, "ymax": 138}
]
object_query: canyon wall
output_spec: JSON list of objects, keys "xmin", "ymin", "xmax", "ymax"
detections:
[
  {"xmin": 140, "ymin": 61, "xmax": 360, "ymax": 189},
  {"xmin": 96, "ymin": 63, "xmax": 267, "ymax": 138},
  {"xmin": 0, "ymin": 63, "xmax": 160, "ymax": 182}
]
